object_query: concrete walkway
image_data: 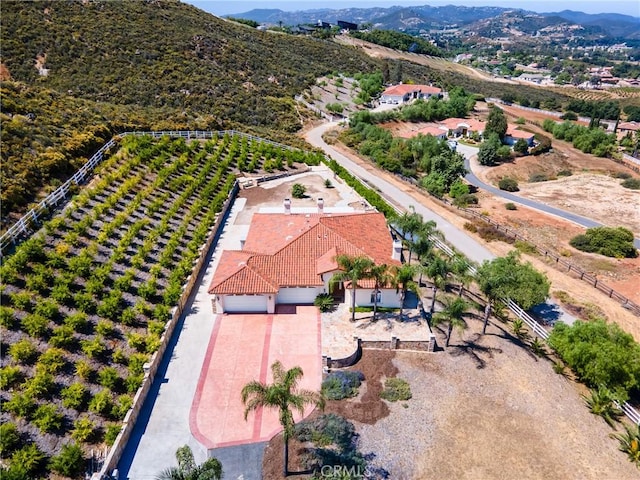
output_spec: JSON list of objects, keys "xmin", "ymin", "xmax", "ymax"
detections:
[{"xmin": 117, "ymin": 198, "xmax": 247, "ymax": 479}]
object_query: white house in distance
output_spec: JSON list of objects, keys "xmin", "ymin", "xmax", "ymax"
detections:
[
  {"xmin": 504, "ymin": 124, "xmax": 535, "ymax": 146},
  {"xmin": 209, "ymin": 210, "xmax": 403, "ymax": 314},
  {"xmin": 380, "ymin": 84, "xmax": 442, "ymax": 104}
]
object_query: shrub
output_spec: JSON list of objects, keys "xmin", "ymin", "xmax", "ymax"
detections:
[
  {"xmin": 452, "ymin": 193, "xmax": 478, "ymax": 207},
  {"xmin": 9, "ymin": 291, "xmax": 32, "ymax": 311},
  {"xmin": 321, "ymin": 371, "xmax": 365, "ymax": 400},
  {"xmin": 10, "ymin": 443, "xmax": 45, "ymax": 477},
  {"xmin": 0, "ymin": 366, "xmax": 24, "ymax": 390},
  {"xmin": 89, "ymin": 389, "xmax": 114, "ymax": 417},
  {"xmin": 324, "ymin": 179, "xmax": 333, "ymax": 188},
  {"xmin": 73, "ymin": 291, "xmax": 96, "ymax": 313},
  {"xmin": 71, "ymin": 417, "xmax": 95, "ymax": 443},
  {"xmin": 529, "ymin": 173, "xmax": 548, "ymax": 183},
  {"xmin": 81, "ymin": 337, "xmax": 107, "ymax": 359},
  {"xmin": 50, "ymin": 325, "xmax": 77, "ymax": 349},
  {"xmin": 463, "ymin": 222, "xmax": 477, "ymax": 233},
  {"xmin": 505, "ymin": 202, "xmax": 517, "ymax": 210},
  {"xmin": 49, "ymin": 443, "xmax": 85, "ymax": 477},
  {"xmin": 498, "ymin": 177, "xmax": 519, "ymax": 192},
  {"xmin": 291, "ymin": 183, "xmax": 306, "ymax": 198},
  {"xmin": 98, "ymin": 367, "xmax": 121, "ymax": 391},
  {"xmin": 62, "ymin": 382, "xmax": 88, "ymax": 410},
  {"xmin": 612, "ymin": 171, "xmax": 632, "ymax": 179},
  {"xmin": 314, "ymin": 293, "xmax": 335, "ymax": 312},
  {"xmin": 112, "ymin": 394, "xmax": 133, "ymax": 420},
  {"xmin": 514, "ymin": 240, "xmax": 538, "ymax": 255},
  {"xmin": 569, "ymin": 226, "xmax": 638, "ymax": 258},
  {"xmin": 621, "ymin": 178, "xmax": 640, "ymax": 190},
  {"xmin": 64, "ymin": 312, "xmax": 89, "ymax": 332},
  {"xmin": 380, "ymin": 378, "xmax": 412, "ymax": 402},
  {"xmin": 21, "ymin": 313, "xmax": 49, "ymax": 338},
  {"xmin": 25, "ymin": 370, "xmax": 55, "ymax": 398},
  {"xmin": 33, "ymin": 404, "xmax": 63, "ymax": 433},
  {"xmin": 295, "ymin": 413, "xmax": 356, "ymax": 450},
  {"xmin": 125, "ymin": 373, "xmax": 144, "ymax": 393},
  {"xmin": 104, "ymin": 423, "xmax": 122, "ymax": 446},
  {"xmin": 0, "ymin": 306, "xmax": 17, "ymax": 329},
  {"xmin": 9, "ymin": 339, "xmax": 39, "ymax": 364},
  {"xmin": 34, "ymin": 299, "xmax": 59, "ymax": 320},
  {"xmin": 0, "ymin": 422, "xmax": 20, "ymax": 456},
  {"xmin": 74, "ymin": 360, "xmax": 93, "ymax": 381},
  {"xmin": 449, "ymin": 180, "xmax": 470, "ymax": 199},
  {"xmin": 557, "ymin": 169, "xmax": 573, "ymax": 177},
  {"xmin": 3, "ymin": 391, "xmax": 36, "ymax": 418},
  {"xmin": 37, "ymin": 348, "xmax": 66, "ymax": 374},
  {"xmin": 560, "ymin": 111, "xmax": 578, "ymax": 120},
  {"xmin": 96, "ymin": 319, "xmax": 116, "ymax": 337}
]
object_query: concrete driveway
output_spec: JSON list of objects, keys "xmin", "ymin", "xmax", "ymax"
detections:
[{"xmin": 190, "ymin": 306, "xmax": 322, "ymax": 449}]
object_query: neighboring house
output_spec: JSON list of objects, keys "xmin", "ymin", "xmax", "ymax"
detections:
[
  {"xmin": 440, "ymin": 117, "xmax": 485, "ymax": 138},
  {"xmin": 380, "ymin": 84, "xmax": 442, "ymax": 104},
  {"xmin": 397, "ymin": 125, "xmax": 447, "ymax": 140},
  {"xmin": 209, "ymin": 210, "xmax": 403, "ymax": 314},
  {"xmin": 504, "ymin": 125, "xmax": 535, "ymax": 146},
  {"xmin": 517, "ymin": 73, "xmax": 547, "ymax": 84}
]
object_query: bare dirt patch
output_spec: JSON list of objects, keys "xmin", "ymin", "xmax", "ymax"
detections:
[{"xmin": 263, "ymin": 320, "xmax": 639, "ymax": 480}]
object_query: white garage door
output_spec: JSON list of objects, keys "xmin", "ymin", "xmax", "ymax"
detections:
[
  {"xmin": 223, "ymin": 295, "xmax": 268, "ymax": 313},
  {"xmin": 276, "ymin": 287, "xmax": 322, "ymax": 305}
]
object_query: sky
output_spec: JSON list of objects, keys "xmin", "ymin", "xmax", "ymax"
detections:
[{"xmin": 187, "ymin": 1, "xmax": 640, "ymax": 17}]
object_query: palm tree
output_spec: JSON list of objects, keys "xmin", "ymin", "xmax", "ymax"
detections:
[
  {"xmin": 156, "ymin": 445, "xmax": 223, "ymax": 480},
  {"xmin": 424, "ymin": 254, "xmax": 452, "ymax": 314},
  {"xmin": 432, "ymin": 295, "xmax": 468, "ymax": 347},
  {"xmin": 331, "ymin": 254, "xmax": 374, "ymax": 322},
  {"xmin": 393, "ymin": 263, "xmax": 417, "ymax": 319},
  {"xmin": 369, "ymin": 263, "xmax": 393, "ymax": 322},
  {"xmin": 241, "ymin": 360, "xmax": 325, "ymax": 477},
  {"xmin": 394, "ymin": 207, "xmax": 423, "ymax": 264},
  {"xmin": 450, "ymin": 254, "xmax": 474, "ymax": 298}
]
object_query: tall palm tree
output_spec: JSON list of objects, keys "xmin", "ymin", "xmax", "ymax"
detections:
[
  {"xmin": 451, "ymin": 254, "xmax": 475, "ymax": 298},
  {"xmin": 156, "ymin": 445, "xmax": 223, "ymax": 480},
  {"xmin": 432, "ymin": 295, "xmax": 468, "ymax": 347},
  {"xmin": 369, "ymin": 263, "xmax": 393, "ymax": 322},
  {"xmin": 393, "ymin": 263, "xmax": 417, "ymax": 319},
  {"xmin": 241, "ymin": 360, "xmax": 325, "ymax": 477},
  {"xmin": 331, "ymin": 254, "xmax": 374, "ymax": 322},
  {"xmin": 424, "ymin": 254, "xmax": 452, "ymax": 314},
  {"xmin": 394, "ymin": 207, "xmax": 423, "ymax": 264}
]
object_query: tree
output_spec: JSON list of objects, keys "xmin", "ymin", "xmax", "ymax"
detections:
[
  {"xmin": 331, "ymin": 255, "xmax": 374, "ymax": 322},
  {"xmin": 513, "ymin": 138, "xmax": 529, "ymax": 155},
  {"xmin": 393, "ymin": 264, "xmax": 417, "ymax": 319},
  {"xmin": 394, "ymin": 208, "xmax": 424, "ymax": 264},
  {"xmin": 369, "ymin": 264, "xmax": 394, "ymax": 322},
  {"xmin": 475, "ymin": 251, "xmax": 550, "ymax": 334},
  {"xmin": 424, "ymin": 254, "xmax": 452, "ymax": 314},
  {"xmin": 242, "ymin": 361, "xmax": 324, "ymax": 477},
  {"xmin": 450, "ymin": 254, "xmax": 475, "ymax": 298},
  {"xmin": 432, "ymin": 295, "xmax": 468, "ymax": 347},
  {"xmin": 485, "ymin": 106, "xmax": 508, "ymax": 140},
  {"xmin": 156, "ymin": 445, "xmax": 223, "ymax": 480},
  {"xmin": 478, "ymin": 134, "xmax": 501, "ymax": 166},
  {"xmin": 291, "ymin": 183, "xmax": 306, "ymax": 198},
  {"xmin": 49, "ymin": 443, "xmax": 85, "ymax": 477}
]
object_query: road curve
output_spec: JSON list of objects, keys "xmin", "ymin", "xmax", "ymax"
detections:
[{"xmin": 455, "ymin": 143, "xmax": 640, "ymax": 250}]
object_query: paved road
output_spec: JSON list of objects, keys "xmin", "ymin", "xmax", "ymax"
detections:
[
  {"xmin": 455, "ymin": 143, "xmax": 640, "ymax": 250},
  {"xmin": 305, "ymin": 122, "xmax": 576, "ymax": 325}
]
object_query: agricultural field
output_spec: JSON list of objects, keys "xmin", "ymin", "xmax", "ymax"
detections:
[{"xmin": 0, "ymin": 133, "xmax": 322, "ymax": 477}]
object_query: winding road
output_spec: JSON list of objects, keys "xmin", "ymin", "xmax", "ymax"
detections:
[{"xmin": 455, "ymin": 143, "xmax": 640, "ymax": 249}]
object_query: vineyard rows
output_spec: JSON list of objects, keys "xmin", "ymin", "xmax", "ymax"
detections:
[{"xmin": 0, "ymin": 133, "xmax": 322, "ymax": 477}]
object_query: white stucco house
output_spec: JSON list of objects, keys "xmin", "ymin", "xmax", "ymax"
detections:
[
  {"xmin": 209, "ymin": 211, "xmax": 403, "ymax": 314},
  {"xmin": 380, "ymin": 84, "xmax": 442, "ymax": 104},
  {"xmin": 504, "ymin": 124, "xmax": 535, "ymax": 146}
]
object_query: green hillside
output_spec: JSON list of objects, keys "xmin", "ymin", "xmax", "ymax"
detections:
[{"xmin": 0, "ymin": 0, "xmax": 378, "ymax": 220}]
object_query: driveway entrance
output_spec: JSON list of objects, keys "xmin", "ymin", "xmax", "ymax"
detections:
[{"xmin": 189, "ymin": 305, "xmax": 322, "ymax": 449}]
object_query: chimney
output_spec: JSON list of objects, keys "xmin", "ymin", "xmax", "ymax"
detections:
[
  {"xmin": 317, "ymin": 197, "xmax": 324, "ymax": 214},
  {"xmin": 284, "ymin": 198, "xmax": 291, "ymax": 215},
  {"xmin": 392, "ymin": 239, "xmax": 402, "ymax": 261}
]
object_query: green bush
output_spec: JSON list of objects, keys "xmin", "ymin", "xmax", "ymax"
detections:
[
  {"xmin": 321, "ymin": 371, "xmax": 364, "ymax": 400},
  {"xmin": 569, "ymin": 227, "xmax": 638, "ymax": 258},
  {"xmin": 49, "ymin": 443, "xmax": 85, "ymax": 477},
  {"xmin": 449, "ymin": 180, "xmax": 470, "ymax": 198},
  {"xmin": 452, "ymin": 193, "xmax": 478, "ymax": 207},
  {"xmin": 10, "ymin": 443, "xmax": 45, "ymax": 477},
  {"xmin": 291, "ymin": 183, "xmax": 307, "ymax": 198},
  {"xmin": 0, "ymin": 306, "xmax": 17, "ymax": 329},
  {"xmin": 557, "ymin": 169, "xmax": 573, "ymax": 177},
  {"xmin": 62, "ymin": 382, "xmax": 88, "ymax": 410},
  {"xmin": 71, "ymin": 417, "xmax": 95, "ymax": 443},
  {"xmin": 98, "ymin": 367, "xmax": 121, "ymax": 391},
  {"xmin": 89, "ymin": 389, "xmax": 114, "ymax": 417},
  {"xmin": 32, "ymin": 404, "xmax": 63, "ymax": 433},
  {"xmin": 498, "ymin": 177, "xmax": 519, "ymax": 192},
  {"xmin": 0, "ymin": 422, "xmax": 21, "ymax": 456},
  {"xmin": 314, "ymin": 293, "xmax": 335, "ymax": 312},
  {"xmin": 21, "ymin": 313, "xmax": 49, "ymax": 338},
  {"xmin": 549, "ymin": 319, "xmax": 640, "ymax": 400},
  {"xmin": 621, "ymin": 178, "xmax": 640, "ymax": 190},
  {"xmin": 0, "ymin": 366, "xmax": 24, "ymax": 390},
  {"xmin": 612, "ymin": 171, "xmax": 632, "ymax": 179},
  {"xmin": 3, "ymin": 392, "xmax": 36, "ymax": 418},
  {"xmin": 112, "ymin": 394, "xmax": 133, "ymax": 420},
  {"xmin": 514, "ymin": 240, "xmax": 538, "ymax": 255},
  {"xmin": 9, "ymin": 339, "xmax": 39, "ymax": 364},
  {"xmin": 380, "ymin": 377, "xmax": 412, "ymax": 402},
  {"xmin": 104, "ymin": 423, "xmax": 121, "ymax": 446},
  {"xmin": 505, "ymin": 202, "xmax": 517, "ymax": 210}
]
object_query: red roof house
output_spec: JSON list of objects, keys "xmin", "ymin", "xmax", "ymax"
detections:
[{"xmin": 209, "ymin": 212, "xmax": 402, "ymax": 313}]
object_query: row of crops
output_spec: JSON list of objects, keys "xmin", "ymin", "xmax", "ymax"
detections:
[{"xmin": 0, "ymin": 132, "xmax": 323, "ymax": 478}]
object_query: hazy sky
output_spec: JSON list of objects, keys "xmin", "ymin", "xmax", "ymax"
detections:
[{"xmin": 187, "ymin": 1, "xmax": 640, "ymax": 17}]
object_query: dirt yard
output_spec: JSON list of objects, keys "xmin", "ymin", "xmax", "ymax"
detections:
[{"xmin": 262, "ymin": 318, "xmax": 639, "ymax": 479}]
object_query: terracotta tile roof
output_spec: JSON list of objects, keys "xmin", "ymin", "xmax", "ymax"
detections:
[
  {"xmin": 398, "ymin": 125, "xmax": 447, "ymax": 139},
  {"xmin": 242, "ymin": 213, "xmax": 320, "ymax": 254},
  {"xmin": 506, "ymin": 125, "xmax": 534, "ymax": 139},
  {"xmin": 382, "ymin": 84, "xmax": 442, "ymax": 97},
  {"xmin": 619, "ymin": 121, "xmax": 640, "ymax": 132},
  {"xmin": 209, "ymin": 212, "xmax": 400, "ymax": 295}
]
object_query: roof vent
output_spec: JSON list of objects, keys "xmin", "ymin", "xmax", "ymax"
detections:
[
  {"xmin": 284, "ymin": 198, "xmax": 291, "ymax": 215},
  {"xmin": 317, "ymin": 197, "xmax": 324, "ymax": 214}
]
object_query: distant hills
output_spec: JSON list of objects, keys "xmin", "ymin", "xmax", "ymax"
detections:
[{"xmin": 228, "ymin": 5, "xmax": 640, "ymax": 40}]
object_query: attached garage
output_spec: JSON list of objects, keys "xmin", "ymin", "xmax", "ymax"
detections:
[
  {"xmin": 276, "ymin": 287, "xmax": 323, "ymax": 305},
  {"xmin": 222, "ymin": 294, "xmax": 268, "ymax": 313}
]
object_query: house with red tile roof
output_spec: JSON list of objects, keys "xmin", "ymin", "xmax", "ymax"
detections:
[
  {"xmin": 209, "ymin": 211, "xmax": 403, "ymax": 313},
  {"xmin": 440, "ymin": 118, "xmax": 485, "ymax": 138},
  {"xmin": 505, "ymin": 124, "xmax": 535, "ymax": 146},
  {"xmin": 397, "ymin": 125, "xmax": 447, "ymax": 140},
  {"xmin": 380, "ymin": 84, "xmax": 442, "ymax": 104}
]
